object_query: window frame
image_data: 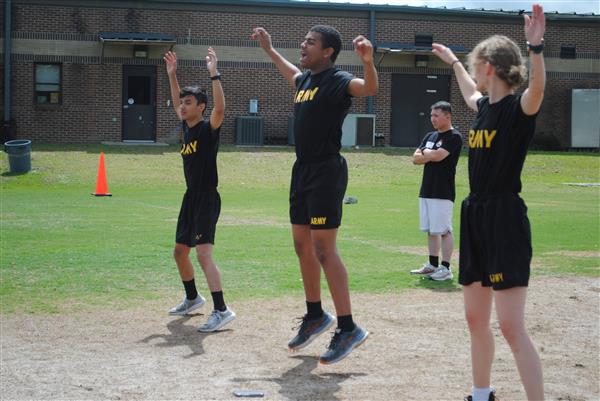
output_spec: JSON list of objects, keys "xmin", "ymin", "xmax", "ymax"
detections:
[{"xmin": 34, "ymin": 62, "xmax": 63, "ymax": 106}]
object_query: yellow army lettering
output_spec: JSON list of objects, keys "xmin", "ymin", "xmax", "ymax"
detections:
[
  {"xmin": 489, "ymin": 273, "xmax": 504, "ymax": 283},
  {"xmin": 310, "ymin": 217, "xmax": 327, "ymax": 225},
  {"xmin": 180, "ymin": 140, "xmax": 198, "ymax": 155},
  {"xmin": 294, "ymin": 87, "xmax": 319, "ymax": 103},
  {"xmin": 468, "ymin": 129, "xmax": 497, "ymax": 149}
]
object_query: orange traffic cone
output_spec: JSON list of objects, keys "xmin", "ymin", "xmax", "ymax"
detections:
[{"xmin": 92, "ymin": 152, "xmax": 112, "ymax": 196}]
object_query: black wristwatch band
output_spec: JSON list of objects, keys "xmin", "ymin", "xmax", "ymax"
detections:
[
  {"xmin": 211, "ymin": 74, "xmax": 221, "ymax": 81},
  {"xmin": 527, "ymin": 40, "xmax": 544, "ymax": 54}
]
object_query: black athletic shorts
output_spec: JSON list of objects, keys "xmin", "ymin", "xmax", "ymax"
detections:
[
  {"xmin": 289, "ymin": 155, "xmax": 348, "ymax": 230},
  {"xmin": 175, "ymin": 189, "xmax": 221, "ymax": 247},
  {"xmin": 459, "ymin": 193, "xmax": 532, "ymax": 290}
]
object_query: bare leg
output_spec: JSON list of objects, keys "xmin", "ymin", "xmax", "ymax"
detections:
[
  {"xmin": 495, "ymin": 287, "xmax": 544, "ymax": 400},
  {"xmin": 173, "ymin": 243, "xmax": 194, "ymax": 281},
  {"xmin": 428, "ymin": 234, "xmax": 441, "ymax": 260},
  {"xmin": 292, "ymin": 224, "xmax": 321, "ymax": 302},
  {"xmin": 195, "ymin": 243, "xmax": 222, "ymax": 292},
  {"xmin": 311, "ymin": 228, "xmax": 351, "ymax": 316},
  {"xmin": 441, "ymin": 232, "xmax": 454, "ymax": 264},
  {"xmin": 464, "ymin": 282, "xmax": 495, "ymax": 388}
]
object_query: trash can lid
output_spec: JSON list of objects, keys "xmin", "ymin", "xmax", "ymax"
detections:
[{"xmin": 4, "ymin": 139, "xmax": 32, "ymax": 146}]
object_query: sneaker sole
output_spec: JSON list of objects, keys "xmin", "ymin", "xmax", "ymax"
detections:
[
  {"xmin": 410, "ymin": 271, "xmax": 435, "ymax": 276},
  {"xmin": 288, "ymin": 315, "xmax": 336, "ymax": 351},
  {"xmin": 197, "ymin": 313, "xmax": 236, "ymax": 333},
  {"xmin": 319, "ymin": 330, "xmax": 369, "ymax": 365},
  {"xmin": 168, "ymin": 298, "xmax": 206, "ymax": 316}
]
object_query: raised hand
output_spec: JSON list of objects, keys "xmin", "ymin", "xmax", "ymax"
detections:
[
  {"xmin": 251, "ymin": 27, "xmax": 273, "ymax": 52},
  {"xmin": 524, "ymin": 4, "xmax": 545, "ymax": 45},
  {"xmin": 431, "ymin": 43, "xmax": 459, "ymax": 65},
  {"xmin": 206, "ymin": 47, "xmax": 218, "ymax": 76},
  {"xmin": 164, "ymin": 51, "xmax": 177, "ymax": 75},
  {"xmin": 352, "ymin": 35, "xmax": 374, "ymax": 63}
]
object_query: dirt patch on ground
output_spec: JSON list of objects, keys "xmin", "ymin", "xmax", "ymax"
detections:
[
  {"xmin": 2, "ymin": 276, "xmax": 598, "ymax": 400},
  {"xmin": 543, "ymin": 251, "xmax": 600, "ymax": 259}
]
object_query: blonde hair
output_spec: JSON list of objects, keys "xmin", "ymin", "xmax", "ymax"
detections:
[{"xmin": 467, "ymin": 35, "xmax": 527, "ymax": 89}]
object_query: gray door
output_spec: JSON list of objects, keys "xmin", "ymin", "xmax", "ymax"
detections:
[
  {"xmin": 122, "ymin": 65, "xmax": 156, "ymax": 141},
  {"xmin": 390, "ymin": 74, "xmax": 450, "ymax": 147}
]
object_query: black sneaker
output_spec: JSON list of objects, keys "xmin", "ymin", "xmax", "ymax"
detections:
[
  {"xmin": 464, "ymin": 390, "xmax": 498, "ymax": 401},
  {"xmin": 288, "ymin": 312, "xmax": 335, "ymax": 351},
  {"xmin": 319, "ymin": 324, "xmax": 369, "ymax": 365}
]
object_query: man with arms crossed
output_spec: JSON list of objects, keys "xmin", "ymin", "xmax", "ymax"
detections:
[{"xmin": 411, "ymin": 101, "xmax": 462, "ymax": 281}]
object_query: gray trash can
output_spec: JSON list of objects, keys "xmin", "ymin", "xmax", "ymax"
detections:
[{"xmin": 4, "ymin": 139, "xmax": 32, "ymax": 173}]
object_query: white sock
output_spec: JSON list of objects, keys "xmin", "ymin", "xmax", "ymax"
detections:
[{"xmin": 472, "ymin": 387, "xmax": 492, "ymax": 401}]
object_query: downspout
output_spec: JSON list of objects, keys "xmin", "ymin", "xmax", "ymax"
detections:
[
  {"xmin": 367, "ymin": 9, "xmax": 375, "ymax": 115},
  {"xmin": 4, "ymin": 0, "xmax": 12, "ymax": 128}
]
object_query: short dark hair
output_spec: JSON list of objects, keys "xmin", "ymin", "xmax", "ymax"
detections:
[
  {"xmin": 179, "ymin": 86, "xmax": 208, "ymax": 106},
  {"xmin": 431, "ymin": 101, "xmax": 452, "ymax": 114},
  {"xmin": 309, "ymin": 25, "xmax": 342, "ymax": 63}
]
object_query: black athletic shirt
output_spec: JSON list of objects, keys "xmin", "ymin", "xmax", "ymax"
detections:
[
  {"xmin": 468, "ymin": 94, "xmax": 536, "ymax": 195},
  {"xmin": 180, "ymin": 120, "xmax": 219, "ymax": 190},
  {"xmin": 293, "ymin": 68, "xmax": 353, "ymax": 162},
  {"xmin": 418, "ymin": 128, "xmax": 463, "ymax": 201}
]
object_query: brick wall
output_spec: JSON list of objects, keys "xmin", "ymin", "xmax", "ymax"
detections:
[
  {"xmin": 11, "ymin": 61, "xmax": 122, "ymax": 143},
  {"xmin": 536, "ymin": 74, "xmax": 600, "ymax": 148},
  {"xmin": 12, "ymin": 4, "xmax": 369, "ymax": 42},
  {"xmin": 4, "ymin": 2, "xmax": 599, "ymax": 147},
  {"xmin": 377, "ymin": 17, "xmax": 600, "ymax": 54}
]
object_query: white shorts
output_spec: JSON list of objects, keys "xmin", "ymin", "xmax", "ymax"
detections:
[{"xmin": 419, "ymin": 198, "xmax": 454, "ymax": 235}]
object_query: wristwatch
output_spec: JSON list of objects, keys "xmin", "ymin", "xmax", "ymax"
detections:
[{"xmin": 527, "ymin": 40, "xmax": 544, "ymax": 54}]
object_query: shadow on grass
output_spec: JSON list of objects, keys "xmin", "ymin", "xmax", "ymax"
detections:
[
  {"xmin": 231, "ymin": 355, "xmax": 367, "ymax": 401},
  {"xmin": 139, "ymin": 314, "xmax": 229, "ymax": 359},
  {"xmin": 414, "ymin": 276, "xmax": 461, "ymax": 292},
  {"xmin": 1, "ymin": 171, "xmax": 30, "ymax": 177}
]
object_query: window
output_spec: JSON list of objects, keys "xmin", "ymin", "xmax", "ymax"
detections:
[
  {"xmin": 35, "ymin": 63, "xmax": 62, "ymax": 105},
  {"xmin": 560, "ymin": 45, "xmax": 577, "ymax": 59}
]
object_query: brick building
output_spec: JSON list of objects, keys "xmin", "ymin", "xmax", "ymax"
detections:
[{"xmin": 1, "ymin": 0, "xmax": 599, "ymax": 148}]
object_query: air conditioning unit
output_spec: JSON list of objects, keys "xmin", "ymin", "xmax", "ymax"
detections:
[
  {"xmin": 341, "ymin": 114, "xmax": 376, "ymax": 147},
  {"xmin": 235, "ymin": 116, "xmax": 264, "ymax": 145},
  {"xmin": 571, "ymin": 89, "xmax": 600, "ymax": 148}
]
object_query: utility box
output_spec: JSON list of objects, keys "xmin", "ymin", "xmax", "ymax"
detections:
[
  {"xmin": 341, "ymin": 114, "xmax": 376, "ymax": 147},
  {"xmin": 571, "ymin": 89, "xmax": 600, "ymax": 148},
  {"xmin": 235, "ymin": 116, "xmax": 264, "ymax": 145}
]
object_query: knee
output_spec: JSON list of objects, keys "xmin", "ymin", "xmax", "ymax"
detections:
[
  {"xmin": 465, "ymin": 310, "xmax": 490, "ymax": 334},
  {"xmin": 293, "ymin": 238, "xmax": 313, "ymax": 259},
  {"xmin": 173, "ymin": 245, "xmax": 188, "ymax": 262},
  {"xmin": 195, "ymin": 249, "xmax": 213, "ymax": 268},
  {"xmin": 498, "ymin": 319, "xmax": 526, "ymax": 346},
  {"xmin": 313, "ymin": 241, "xmax": 336, "ymax": 265}
]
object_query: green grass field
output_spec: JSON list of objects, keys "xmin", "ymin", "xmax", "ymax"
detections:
[{"xmin": 1, "ymin": 145, "xmax": 598, "ymax": 314}]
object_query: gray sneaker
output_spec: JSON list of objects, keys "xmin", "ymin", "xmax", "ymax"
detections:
[
  {"xmin": 429, "ymin": 266, "xmax": 453, "ymax": 281},
  {"xmin": 410, "ymin": 263, "xmax": 437, "ymax": 276},
  {"xmin": 319, "ymin": 325, "xmax": 369, "ymax": 365},
  {"xmin": 168, "ymin": 295, "xmax": 206, "ymax": 316},
  {"xmin": 288, "ymin": 312, "xmax": 336, "ymax": 351},
  {"xmin": 198, "ymin": 308, "xmax": 236, "ymax": 332}
]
